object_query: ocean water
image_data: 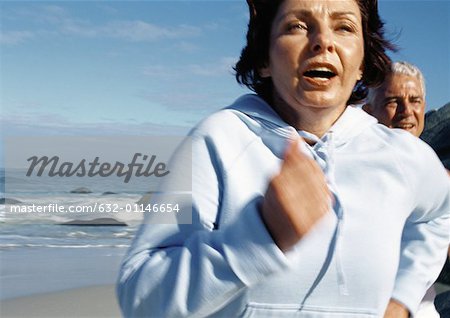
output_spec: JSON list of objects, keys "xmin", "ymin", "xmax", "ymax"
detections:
[
  {"xmin": 0, "ymin": 169, "xmax": 149, "ymax": 300},
  {"xmin": 0, "ymin": 168, "xmax": 146, "ymax": 247}
]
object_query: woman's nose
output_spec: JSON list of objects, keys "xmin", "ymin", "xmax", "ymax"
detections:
[{"xmin": 311, "ymin": 27, "xmax": 335, "ymax": 54}]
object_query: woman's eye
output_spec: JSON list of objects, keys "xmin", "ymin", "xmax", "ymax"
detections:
[
  {"xmin": 287, "ymin": 22, "xmax": 307, "ymax": 32},
  {"xmin": 337, "ymin": 24, "xmax": 355, "ymax": 33}
]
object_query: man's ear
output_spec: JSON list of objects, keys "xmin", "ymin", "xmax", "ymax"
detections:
[{"xmin": 362, "ymin": 103, "xmax": 372, "ymax": 113}]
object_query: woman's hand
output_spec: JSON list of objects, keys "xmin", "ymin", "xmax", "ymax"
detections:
[
  {"xmin": 383, "ymin": 299, "xmax": 409, "ymax": 318},
  {"xmin": 261, "ymin": 137, "xmax": 331, "ymax": 251}
]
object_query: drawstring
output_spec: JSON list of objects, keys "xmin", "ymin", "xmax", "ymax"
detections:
[
  {"xmin": 335, "ymin": 216, "xmax": 348, "ymax": 295},
  {"xmin": 298, "ymin": 131, "xmax": 349, "ymax": 297},
  {"xmin": 325, "ymin": 132, "xmax": 348, "ymax": 296}
]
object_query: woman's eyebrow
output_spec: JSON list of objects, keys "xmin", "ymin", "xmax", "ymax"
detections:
[
  {"xmin": 275, "ymin": 10, "xmax": 358, "ymax": 24},
  {"xmin": 274, "ymin": 9, "xmax": 312, "ymax": 25},
  {"xmin": 330, "ymin": 11, "xmax": 359, "ymax": 19}
]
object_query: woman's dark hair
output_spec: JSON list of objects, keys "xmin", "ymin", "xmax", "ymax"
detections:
[{"xmin": 234, "ymin": 0, "xmax": 396, "ymax": 105}]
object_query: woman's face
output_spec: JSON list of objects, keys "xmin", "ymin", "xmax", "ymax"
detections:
[{"xmin": 261, "ymin": 0, "xmax": 364, "ymax": 112}]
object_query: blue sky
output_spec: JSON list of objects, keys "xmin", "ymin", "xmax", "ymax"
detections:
[{"xmin": 1, "ymin": 0, "xmax": 449, "ymax": 137}]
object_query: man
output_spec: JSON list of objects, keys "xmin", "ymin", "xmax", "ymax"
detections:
[
  {"xmin": 363, "ymin": 61, "xmax": 426, "ymax": 137},
  {"xmin": 364, "ymin": 62, "xmax": 449, "ymax": 318}
]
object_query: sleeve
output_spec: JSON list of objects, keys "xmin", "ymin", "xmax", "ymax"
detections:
[
  {"xmin": 391, "ymin": 142, "xmax": 450, "ymax": 316},
  {"xmin": 116, "ymin": 128, "xmax": 291, "ymax": 317}
]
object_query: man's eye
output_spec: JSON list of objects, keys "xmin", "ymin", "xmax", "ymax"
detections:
[{"xmin": 385, "ymin": 101, "xmax": 397, "ymax": 108}]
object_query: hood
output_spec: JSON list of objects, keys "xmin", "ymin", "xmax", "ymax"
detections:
[{"xmin": 227, "ymin": 94, "xmax": 377, "ymax": 148}]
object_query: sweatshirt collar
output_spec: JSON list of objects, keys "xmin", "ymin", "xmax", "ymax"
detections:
[{"xmin": 228, "ymin": 94, "xmax": 377, "ymax": 147}]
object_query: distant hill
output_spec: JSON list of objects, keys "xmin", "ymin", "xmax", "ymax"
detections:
[{"xmin": 421, "ymin": 102, "xmax": 450, "ymax": 169}]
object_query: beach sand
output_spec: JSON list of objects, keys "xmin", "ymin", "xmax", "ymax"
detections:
[{"xmin": 0, "ymin": 285, "xmax": 121, "ymax": 318}]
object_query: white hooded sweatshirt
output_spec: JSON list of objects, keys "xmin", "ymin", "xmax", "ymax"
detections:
[{"xmin": 118, "ymin": 94, "xmax": 450, "ymax": 317}]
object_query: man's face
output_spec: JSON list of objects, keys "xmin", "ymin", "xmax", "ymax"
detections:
[{"xmin": 368, "ymin": 73, "xmax": 426, "ymax": 137}]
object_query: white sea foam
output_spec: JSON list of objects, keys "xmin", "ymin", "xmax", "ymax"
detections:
[
  {"xmin": 67, "ymin": 231, "xmax": 94, "ymax": 238},
  {"xmin": 113, "ymin": 231, "xmax": 130, "ymax": 237},
  {"xmin": 1, "ymin": 188, "xmax": 141, "ymax": 252},
  {"xmin": 0, "ymin": 243, "xmax": 21, "ymax": 249}
]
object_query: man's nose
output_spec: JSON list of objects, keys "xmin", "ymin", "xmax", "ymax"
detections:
[{"xmin": 398, "ymin": 101, "xmax": 414, "ymax": 116}]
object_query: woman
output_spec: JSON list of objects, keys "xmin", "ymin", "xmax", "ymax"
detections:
[{"xmin": 117, "ymin": 0, "xmax": 450, "ymax": 317}]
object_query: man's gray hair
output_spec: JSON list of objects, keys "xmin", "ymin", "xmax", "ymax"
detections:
[{"xmin": 366, "ymin": 61, "xmax": 426, "ymax": 105}]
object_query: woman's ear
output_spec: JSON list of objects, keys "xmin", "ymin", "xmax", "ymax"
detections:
[{"xmin": 259, "ymin": 65, "xmax": 271, "ymax": 78}]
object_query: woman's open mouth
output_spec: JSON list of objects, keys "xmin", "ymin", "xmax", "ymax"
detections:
[
  {"xmin": 303, "ymin": 68, "xmax": 337, "ymax": 80},
  {"xmin": 302, "ymin": 66, "xmax": 337, "ymax": 87}
]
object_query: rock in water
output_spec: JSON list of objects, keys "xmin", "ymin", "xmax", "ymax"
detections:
[
  {"xmin": 70, "ymin": 187, "xmax": 92, "ymax": 194},
  {"xmin": 0, "ymin": 198, "xmax": 22, "ymax": 204},
  {"xmin": 102, "ymin": 191, "xmax": 117, "ymax": 195}
]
